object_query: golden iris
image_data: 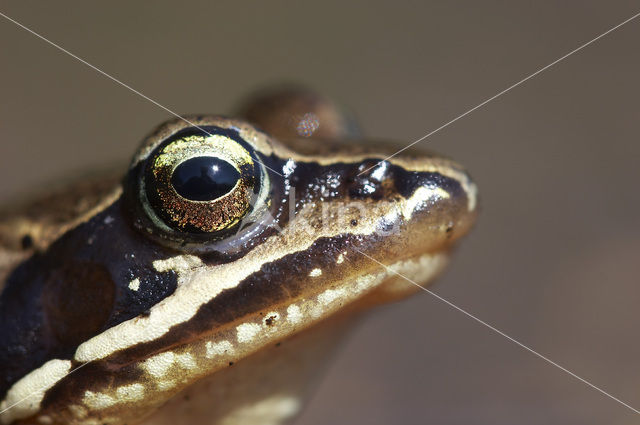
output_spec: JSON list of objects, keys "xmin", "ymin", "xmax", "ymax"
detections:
[{"xmin": 143, "ymin": 133, "xmax": 259, "ymax": 233}]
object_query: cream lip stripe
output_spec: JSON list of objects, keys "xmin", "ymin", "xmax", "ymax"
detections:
[
  {"xmin": 1, "ymin": 7, "xmax": 638, "ymax": 419},
  {"xmin": 0, "ymin": 11, "xmax": 284, "ymax": 179},
  {"xmin": 0, "ymin": 362, "xmax": 89, "ymax": 416},
  {"xmin": 357, "ymin": 10, "xmax": 640, "ymax": 176}
]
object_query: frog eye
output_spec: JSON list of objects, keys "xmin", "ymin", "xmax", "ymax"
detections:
[{"xmin": 139, "ymin": 128, "xmax": 268, "ymax": 235}]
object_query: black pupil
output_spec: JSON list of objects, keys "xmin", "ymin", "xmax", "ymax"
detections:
[{"xmin": 171, "ymin": 156, "xmax": 240, "ymax": 201}]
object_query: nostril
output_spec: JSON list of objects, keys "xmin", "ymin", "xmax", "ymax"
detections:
[{"xmin": 445, "ymin": 224, "xmax": 455, "ymax": 238}]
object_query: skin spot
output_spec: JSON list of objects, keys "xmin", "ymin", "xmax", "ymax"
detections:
[
  {"xmin": 308, "ymin": 268, "xmax": 322, "ymax": 277},
  {"xmin": 310, "ymin": 304, "xmax": 324, "ymax": 319},
  {"xmin": 67, "ymin": 405, "xmax": 88, "ymax": 419},
  {"xmin": 128, "ymin": 277, "xmax": 140, "ymax": 291},
  {"xmin": 336, "ymin": 253, "xmax": 345, "ymax": 264},
  {"xmin": 317, "ymin": 288, "xmax": 346, "ymax": 306},
  {"xmin": 286, "ymin": 305, "xmax": 303, "ymax": 325},
  {"xmin": 141, "ymin": 352, "xmax": 176, "ymax": 378},
  {"xmin": 152, "ymin": 254, "xmax": 203, "ymax": 274},
  {"xmin": 116, "ymin": 383, "xmax": 145, "ymax": 402},
  {"xmin": 83, "ymin": 391, "xmax": 116, "ymax": 410},
  {"xmin": 218, "ymin": 394, "xmax": 301, "ymax": 425},
  {"xmin": 355, "ymin": 271, "xmax": 387, "ymax": 293},
  {"xmin": 175, "ymin": 353, "xmax": 197, "ymax": 370},
  {"xmin": 398, "ymin": 253, "xmax": 447, "ymax": 286},
  {"xmin": 37, "ymin": 415, "xmax": 53, "ymax": 424},
  {"xmin": 205, "ymin": 340, "xmax": 233, "ymax": 359},
  {"xmin": 157, "ymin": 380, "xmax": 176, "ymax": 391},
  {"xmin": 236, "ymin": 323, "xmax": 261, "ymax": 343}
]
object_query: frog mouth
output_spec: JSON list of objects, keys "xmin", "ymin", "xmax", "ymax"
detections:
[{"xmin": 69, "ymin": 158, "xmax": 478, "ymax": 365}]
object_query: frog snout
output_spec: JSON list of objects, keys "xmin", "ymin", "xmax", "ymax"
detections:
[{"xmin": 348, "ymin": 157, "xmax": 478, "ymax": 249}]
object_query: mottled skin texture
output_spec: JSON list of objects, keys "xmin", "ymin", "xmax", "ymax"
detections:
[{"xmin": 0, "ymin": 89, "xmax": 477, "ymax": 425}]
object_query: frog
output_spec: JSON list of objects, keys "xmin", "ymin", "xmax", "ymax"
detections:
[{"xmin": 0, "ymin": 87, "xmax": 478, "ymax": 425}]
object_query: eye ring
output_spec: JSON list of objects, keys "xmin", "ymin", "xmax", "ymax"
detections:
[{"xmin": 135, "ymin": 126, "xmax": 270, "ymax": 242}]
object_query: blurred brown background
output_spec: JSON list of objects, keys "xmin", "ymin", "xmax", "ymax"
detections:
[{"xmin": 1, "ymin": 2, "xmax": 639, "ymax": 424}]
